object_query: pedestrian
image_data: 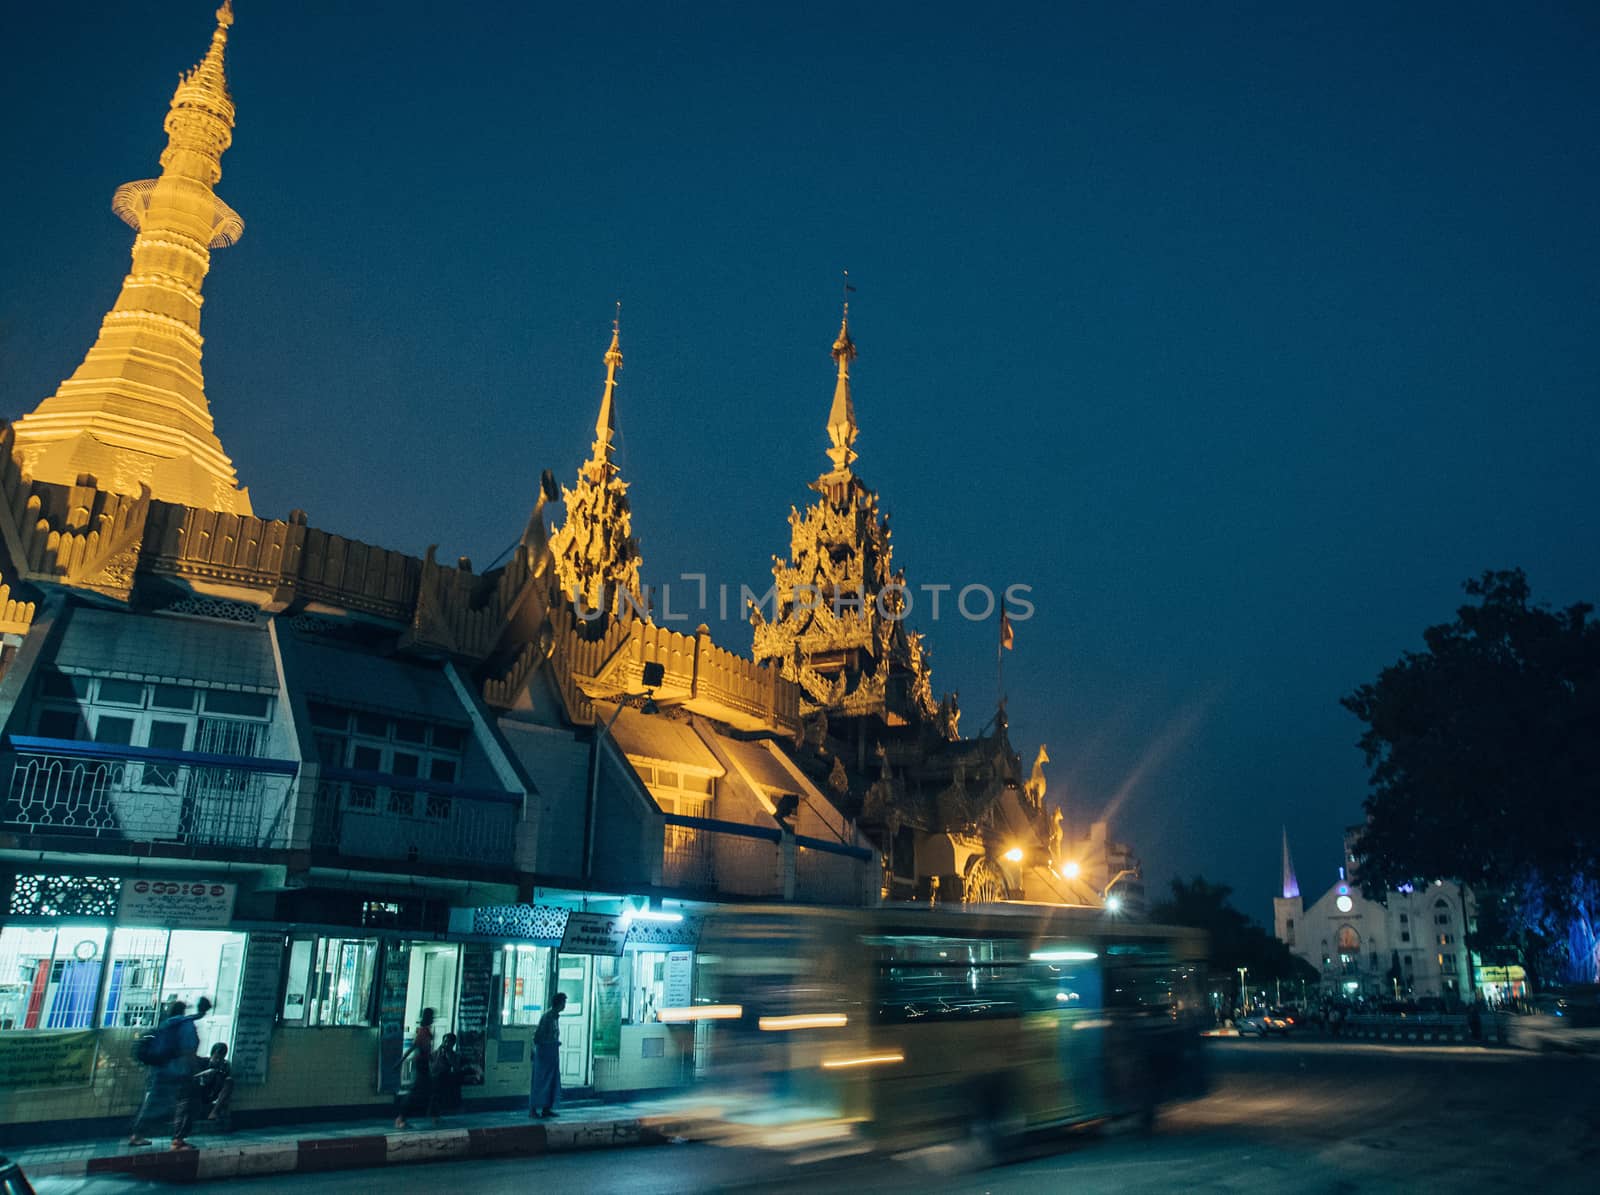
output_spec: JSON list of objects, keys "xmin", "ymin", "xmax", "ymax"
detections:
[
  {"xmin": 431, "ymin": 1033, "xmax": 472, "ymax": 1115},
  {"xmin": 129, "ymin": 996, "xmax": 212, "ymax": 1150},
  {"xmin": 193, "ymin": 1042, "xmax": 235, "ymax": 1130},
  {"xmin": 528, "ymin": 992, "xmax": 567, "ymax": 1119},
  {"xmin": 394, "ymin": 1007, "xmax": 436, "ymax": 1130}
]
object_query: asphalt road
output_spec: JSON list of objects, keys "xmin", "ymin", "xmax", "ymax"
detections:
[{"xmin": 31, "ymin": 1039, "xmax": 1600, "ymax": 1195}]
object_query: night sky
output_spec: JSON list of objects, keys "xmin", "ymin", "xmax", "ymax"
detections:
[{"xmin": 4, "ymin": 3, "xmax": 1598, "ymax": 922}]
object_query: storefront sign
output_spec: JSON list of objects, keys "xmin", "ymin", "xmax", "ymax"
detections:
[
  {"xmin": 376, "ymin": 941, "xmax": 411, "ymax": 1094},
  {"xmin": 560, "ymin": 912, "xmax": 627, "ymax": 956},
  {"xmin": 118, "ymin": 880, "xmax": 236, "ymax": 928},
  {"xmin": 231, "ymin": 934, "xmax": 283, "ymax": 1084},
  {"xmin": 665, "ymin": 951, "xmax": 693, "ymax": 1009},
  {"xmin": 0, "ymin": 1030, "xmax": 97, "ymax": 1089},
  {"xmin": 456, "ymin": 943, "xmax": 493, "ymax": 1087}
]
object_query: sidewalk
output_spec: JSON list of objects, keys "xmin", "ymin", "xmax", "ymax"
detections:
[{"xmin": 13, "ymin": 1101, "xmax": 697, "ymax": 1184}]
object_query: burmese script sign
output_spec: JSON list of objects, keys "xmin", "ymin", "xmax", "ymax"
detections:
[
  {"xmin": 0, "ymin": 1030, "xmax": 97, "ymax": 1089},
  {"xmin": 560, "ymin": 912, "xmax": 627, "ymax": 956},
  {"xmin": 230, "ymin": 934, "xmax": 283, "ymax": 1084},
  {"xmin": 118, "ymin": 880, "xmax": 236, "ymax": 928},
  {"xmin": 456, "ymin": 943, "xmax": 493, "ymax": 1086}
]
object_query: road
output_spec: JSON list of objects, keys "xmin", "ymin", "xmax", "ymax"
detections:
[{"xmin": 31, "ymin": 1040, "xmax": 1599, "ymax": 1194}]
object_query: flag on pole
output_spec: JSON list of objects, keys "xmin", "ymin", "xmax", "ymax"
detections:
[{"xmin": 1000, "ymin": 607, "xmax": 1014, "ymax": 651}]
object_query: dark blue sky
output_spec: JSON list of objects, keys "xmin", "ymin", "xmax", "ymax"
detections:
[{"xmin": 5, "ymin": 2, "xmax": 1598, "ymax": 921}]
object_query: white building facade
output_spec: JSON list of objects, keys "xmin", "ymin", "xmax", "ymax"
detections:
[{"xmin": 1273, "ymin": 829, "xmax": 1477, "ymax": 1003}]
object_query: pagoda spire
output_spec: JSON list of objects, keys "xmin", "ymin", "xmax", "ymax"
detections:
[
  {"xmin": 11, "ymin": 1, "xmax": 251, "ymax": 515},
  {"xmin": 824, "ymin": 303, "xmax": 859, "ymax": 474},
  {"xmin": 593, "ymin": 302, "xmax": 623, "ymax": 459},
  {"xmin": 548, "ymin": 313, "xmax": 644, "ymax": 616}
]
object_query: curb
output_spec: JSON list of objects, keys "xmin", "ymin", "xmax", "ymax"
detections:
[{"xmin": 29, "ymin": 1115, "xmax": 666, "ymax": 1183}]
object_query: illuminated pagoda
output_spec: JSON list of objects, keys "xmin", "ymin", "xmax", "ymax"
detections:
[
  {"xmin": 547, "ymin": 313, "xmax": 644, "ymax": 616},
  {"xmin": 752, "ymin": 310, "xmax": 1098, "ymax": 906},
  {"xmin": 11, "ymin": 2, "xmax": 252, "ymax": 515}
]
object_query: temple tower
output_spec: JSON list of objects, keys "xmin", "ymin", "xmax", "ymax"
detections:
[
  {"xmin": 752, "ymin": 307, "xmax": 939, "ymax": 725},
  {"xmin": 548, "ymin": 313, "xmax": 644, "ymax": 615},
  {"xmin": 11, "ymin": 2, "xmax": 252, "ymax": 515}
]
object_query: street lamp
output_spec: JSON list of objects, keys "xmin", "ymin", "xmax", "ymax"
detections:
[
  {"xmin": 1237, "ymin": 966, "xmax": 1249, "ymax": 1012},
  {"xmin": 1101, "ymin": 869, "xmax": 1138, "ymax": 908},
  {"xmin": 583, "ymin": 661, "xmax": 665, "ymax": 880}
]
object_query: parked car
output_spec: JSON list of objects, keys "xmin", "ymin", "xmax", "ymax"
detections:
[{"xmin": 1237, "ymin": 1008, "xmax": 1295, "ymax": 1037}]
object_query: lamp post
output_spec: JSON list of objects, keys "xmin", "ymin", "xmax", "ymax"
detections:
[
  {"xmin": 583, "ymin": 662, "xmax": 664, "ymax": 881},
  {"xmin": 1101, "ymin": 869, "xmax": 1138, "ymax": 912},
  {"xmin": 1237, "ymin": 966, "xmax": 1249, "ymax": 1013}
]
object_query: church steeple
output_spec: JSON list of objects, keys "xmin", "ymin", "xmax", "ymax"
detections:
[
  {"xmin": 824, "ymin": 305, "xmax": 858, "ymax": 474},
  {"xmin": 549, "ymin": 312, "xmax": 644, "ymax": 616},
  {"xmin": 11, "ymin": 2, "xmax": 251, "ymax": 515},
  {"xmin": 1281, "ymin": 827, "xmax": 1301, "ymax": 900}
]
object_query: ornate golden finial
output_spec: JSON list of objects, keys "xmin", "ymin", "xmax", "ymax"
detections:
[
  {"xmin": 217, "ymin": 1, "xmax": 234, "ymax": 29},
  {"xmin": 826, "ymin": 279, "xmax": 859, "ymax": 473},
  {"xmin": 595, "ymin": 306, "xmax": 623, "ymax": 449}
]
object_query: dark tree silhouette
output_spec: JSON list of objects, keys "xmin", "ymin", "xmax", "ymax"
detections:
[
  {"xmin": 1150, "ymin": 875, "xmax": 1314, "ymax": 985},
  {"xmin": 1342, "ymin": 570, "xmax": 1600, "ymax": 984}
]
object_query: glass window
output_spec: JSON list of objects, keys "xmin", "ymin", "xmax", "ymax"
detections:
[
  {"xmin": 394, "ymin": 719, "xmax": 427, "ymax": 745},
  {"xmin": 308, "ymin": 702, "xmax": 348, "ymax": 731},
  {"xmin": 354, "ymin": 713, "xmax": 388, "ymax": 739},
  {"xmin": 431, "ymin": 725, "xmax": 467, "ymax": 752},
  {"xmin": 281, "ymin": 938, "xmax": 315, "ymax": 1022},
  {"xmin": 500, "ymin": 945, "xmax": 551, "ymax": 1026},
  {"xmin": 144, "ymin": 720, "xmax": 188, "ymax": 789},
  {"xmin": 102, "ymin": 928, "xmax": 169, "ymax": 1029},
  {"xmin": 40, "ymin": 671, "xmax": 91, "ymax": 701},
  {"xmin": 0, "ymin": 926, "xmax": 106, "ymax": 1030},
  {"xmin": 97, "ymin": 679, "xmax": 146, "ymax": 707},
  {"xmin": 36, "ymin": 708, "xmax": 87, "ymax": 740},
  {"xmin": 682, "ymin": 774, "xmax": 714, "ymax": 795},
  {"xmin": 201, "ymin": 691, "xmax": 271, "ymax": 719},
  {"xmin": 429, "ymin": 758, "xmax": 457, "ymax": 784},
  {"xmin": 305, "ymin": 938, "xmax": 379, "ymax": 1026},
  {"xmin": 151, "ymin": 685, "xmax": 197, "ymax": 712},
  {"xmin": 93, "ymin": 714, "xmax": 136, "ymax": 746},
  {"xmin": 391, "ymin": 752, "xmax": 420, "ymax": 779}
]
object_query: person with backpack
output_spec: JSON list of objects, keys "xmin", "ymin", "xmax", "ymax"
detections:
[{"xmin": 128, "ymin": 996, "xmax": 211, "ymax": 1150}]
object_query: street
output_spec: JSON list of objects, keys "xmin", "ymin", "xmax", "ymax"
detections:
[{"xmin": 29, "ymin": 1039, "xmax": 1598, "ymax": 1194}]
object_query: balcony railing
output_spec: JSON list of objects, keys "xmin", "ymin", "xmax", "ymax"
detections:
[
  {"xmin": 661, "ymin": 816, "xmax": 876, "ymax": 904},
  {"xmin": 795, "ymin": 834, "xmax": 873, "ymax": 904},
  {"xmin": 313, "ymin": 767, "xmax": 519, "ymax": 868},
  {"xmin": 3, "ymin": 735, "xmax": 298, "ymax": 849},
  {"xmin": 662, "ymin": 814, "xmax": 782, "ymax": 896}
]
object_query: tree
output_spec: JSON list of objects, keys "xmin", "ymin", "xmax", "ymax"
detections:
[
  {"xmin": 1342, "ymin": 570, "xmax": 1600, "ymax": 984},
  {"xmin": 1150, "ymin": 875, "xmax": 1314, "ymax": 987}
]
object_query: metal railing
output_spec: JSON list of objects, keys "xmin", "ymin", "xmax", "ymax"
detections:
[
  {"xmin": 3, "ymin": 735, "xmax": 298, "ymax": 849},
  {"xmin": 795, "ymin": 834, "xmax": 873, "ymax": 904},
  {"xmin": 313, "ymin": 768, "xmax": 519, "ymax": 868},
  {"xmin": 661, "ymin": 814, "xmax": 783, "ymax": 896}
]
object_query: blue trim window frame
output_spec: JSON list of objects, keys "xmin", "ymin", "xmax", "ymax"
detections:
[{"xmin": 307, "ymin": 703, "xmax": 470, "ymax": 820}]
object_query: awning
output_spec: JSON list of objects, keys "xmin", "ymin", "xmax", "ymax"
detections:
[
  {"xmin": 607, "ymin": 707, "xmax": 723, "ymax": 775},
  {"xmin": 52, "ymin": 607, "xmax": 277, "ymax": 693},
  {"xmin": 281, "ymin": 636, "xmax": 469, "ymax": 724}
]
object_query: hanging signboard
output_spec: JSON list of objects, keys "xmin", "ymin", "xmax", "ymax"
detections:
[
  {"xmin": 118, "ymin": 880, "xmax": 236, "ymax": 928},
  {"xmin": 559, "ymin": 912, "xmax": 627, "ymax": 956},
  {"xmin": 230, "ymin": 934, "xmax": 283, "ymax": 1084},
  {"xmin": 665, "ymin": 950, "xmax": 694, "ymax": 1010},
  {"xmin": 0, "ymin": 1030, "xmax": 97, "ymax": 1090}
]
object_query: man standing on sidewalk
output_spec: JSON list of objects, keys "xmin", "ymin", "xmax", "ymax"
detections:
[
  {"xmin": 129, "ymin": 996, "xmax": 212, "ymax": 1150},
  {"xmin": 528, "ymin": 992, "xmax": 566, "ymax": 1119}
]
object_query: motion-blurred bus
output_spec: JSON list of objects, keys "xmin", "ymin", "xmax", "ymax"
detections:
[{"xmin": 677, "ymin": 903, "xmax": 1208, "ymax": 1156}]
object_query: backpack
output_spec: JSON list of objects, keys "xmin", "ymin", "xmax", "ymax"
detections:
[{"xmin": 133, "ymin": 1021, "xmax": 175, "ymax": 1066}]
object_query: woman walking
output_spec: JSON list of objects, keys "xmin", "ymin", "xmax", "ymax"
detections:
[
  {"xmin": 395, "ymin": 1007, "xmax": 436, "ymax": 1129},
  {"xmin": 528, "ymin": 992, "xmax": 566, "ymax": 1118}
]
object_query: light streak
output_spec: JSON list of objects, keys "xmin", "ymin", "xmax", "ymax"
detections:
[{"xmin": 759, "ymin": 1013, "xmax": 849, "ymax": 1031}]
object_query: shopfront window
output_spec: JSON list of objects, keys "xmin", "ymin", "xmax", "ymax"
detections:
[
  {"xmin": 499, "ymin": 945, "xmax": 551, "ymax": 1026},
  {"xmin": 404, "ymin": 942, "xmax": 460, "ymax": 1036},
  {"xmin": 288, "ymin": 937, "xmax": 380, "ymax": 1026},
  {"xmin": 0, "ymin": 926, "xmax": 106, "ymax": 1030},
  {"xmin": 102, "ymin": 928, "xmax": 169, "ymax": 1029}
]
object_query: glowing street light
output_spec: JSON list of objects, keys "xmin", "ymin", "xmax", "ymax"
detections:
[
  {"xmin": 1002, "ymin": 846, "xmax": 1024, "ymax": 863},
  {"xmin": 1060, "ymin": 860, "xmax": 1081, "ymax": 879}
]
